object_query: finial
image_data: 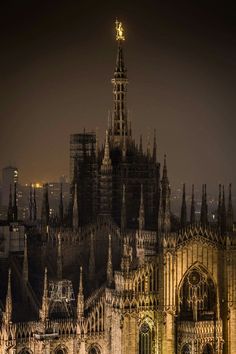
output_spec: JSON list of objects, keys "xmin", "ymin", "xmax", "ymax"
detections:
[{"xmin": 115, "ymin": 19, "xmax": 125, "ymax": 41}]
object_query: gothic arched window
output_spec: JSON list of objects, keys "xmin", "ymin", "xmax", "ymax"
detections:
[
  {"xmin": 181, "ymin": 344, "xmax": 191, "ymax": 354},
  {"xmin": 88, "ymin": 346, "xmax": 101, "ymax": 354},
  {"xmin": 139, "ymin": 322, "xmax": 153, "ymax": 354},
  {"xmin": 179, "ymin": 268, "xmax": 216, "ymax": 321},
  {"xmin": 55, "ymin": 349, "xmax": 67, "ymax": 354},
  {"xmin": 202, "ymin": 343, "xmax": 213, "ymax": 354}
]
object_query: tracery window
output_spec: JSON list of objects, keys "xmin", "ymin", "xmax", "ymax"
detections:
[
  {"xmin": 202, "ymin": 343, "xmax": 213, "ymax": 354},
  {"xmin": 88, "ymin": 346, "xmax": 101, "ymax": 354},
  {"xmin": 179, "ymin": 268, "xmax": 216, "ymax": 321},
  {"xmin": 139, "ymin": 322, "xmax": 153, "ymax": 354},
  {"xmin": 181, "ymin": 344, "xmax": 191, "ymax": 354},
  {"xmin": 55, "ymin": 349, "xmax": 67, "ymax": 354}
]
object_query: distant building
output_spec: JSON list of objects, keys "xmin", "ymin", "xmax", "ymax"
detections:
[
  {"xmin": 1, "ymin": 166, "xmax": 18, "ymax": 207},
  {"xmin": 0, "ymin": 222, "xmax": 25, "ymax": 258}
]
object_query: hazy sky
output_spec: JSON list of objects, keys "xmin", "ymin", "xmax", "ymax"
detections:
[{"xmin": 0, "ymin": 1, "xmax": 235, "ymax": 194}]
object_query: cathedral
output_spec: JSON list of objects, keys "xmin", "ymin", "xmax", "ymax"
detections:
[{"xmin": 0, "ymin": 21, "xmax": 236, "ymax": 354}]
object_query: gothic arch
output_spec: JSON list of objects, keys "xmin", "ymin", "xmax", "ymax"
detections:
[
  {"xmin": 138, "ymin": 319, "xmax": 154, "ymax": 354},
  {"xmin": 18, "ymin": 350, "xmax": 32, "ymax": 354},
  {"xmin": 178, "ymin": 262, "xmax": 217, "ymax": 321},
  {"xmin": 202, "ymin": 343, "xmax": 213, "ymax": 354},
  {"xmin": 88, "ymin": 344, "xmax": 101, "ymax": 354},
  {"xmin": 181, "ymin": 343, "xmax": 191, "ymax": 354},
  {"xmin": 54, "ymin": 345, "xmax": 68, "ymax": 354}
]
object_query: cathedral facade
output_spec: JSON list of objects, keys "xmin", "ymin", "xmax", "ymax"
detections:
[{"xmin": 0, "ymin": 22, "xmax": 235, "ymax": 354}]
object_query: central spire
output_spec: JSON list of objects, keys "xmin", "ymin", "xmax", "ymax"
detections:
[{"xmin": 110, "ymin": 20, "xmax": 130, "ymax": 147}]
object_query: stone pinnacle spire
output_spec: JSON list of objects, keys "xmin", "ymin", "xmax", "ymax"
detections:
[
  {"xmin": 121, "ymin": 184, "xmax": 127, "ymax": 233},
  {"xmin": 139, "ymin": 135, "xmax": 143, "ymax": 154},
  {"xmin": 221, "ymin": 185, "xmax": 226, "ymax": 234},
  {"xmin": 217, "ymin": 184, "xmax": 222, "ymax": 229},
  {"xmin": 227, "ymin": 183, "xmax": 234, "ymax": 232},
  {"xmin": 89, "ymin": 233, "xmax": 95, "ymax": 286},
  {"xmin": 153, "ymin": 129, "xmax": 157, "ymax": 162},
  {"xmin": 190, "ymin": 184, "xmax": 195, "ymax": 225},
  {"xmin": 4, "ymin": 268, "xmax": 12, "ymax": 324},
  {"xmin": 138, "ymin": 184, "xmax": 145, "ymax": 231},
  {"xmin": 29, "ymin": 184, "xmax": 33, "ymax": 221},
  {"xmin": 77, "ymin": 266, "xmax": 84, "ymax": 318},
  {"xmin": 59, "ymin": 182, "xmax": 64, "ymax": 227},
  {"xmin": 57, "ymin": 233, "xmax": 62, "ymax": 280},
  {"xmin": 73, "ymin": 182, "xmax": 79, "ymax": 230},
  {"xmin": 33, "ymin": 187, "xmax": 37, "ymax": 221},
  {"xmin": 180, "ymin": 183, "xmax": 187, "ymax": 228},
  {"xmin": 102, "ymin": 130, "xmax": 111, "ymax": 166},
  {"xmin": 13, "ymin": 182, "xmax": 18, "ymax": 222},
  {"xmin": 40, "ymin": 267, "xmax": 49, "ymax": 322},
  {"xmin": 200, "ymin": 184, "xmax": 208, "ymax": 226},
  {"xmin": 107, "ymin": 234, "xmax": 113, "ymax": 287},
  {"xmin": 41, "ymin": 183, "xmax": 49, "ymax": 227},
  {"xmin": 23, "ymin": 234, "xmax": 28, "ymax": 283},
  {"xmin": 159, "ymin": 154, "xmax": 171, "ymax": 234}
]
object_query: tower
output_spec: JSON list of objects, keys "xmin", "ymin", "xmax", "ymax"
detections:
[{"xmin": 110, "ymin": 20, "xmax": 130, "ymax": 147}]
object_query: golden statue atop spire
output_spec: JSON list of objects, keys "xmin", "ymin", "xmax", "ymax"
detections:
[{"xmin": 115, "ymin": 19, "xmax": 125, "ymax": 41}]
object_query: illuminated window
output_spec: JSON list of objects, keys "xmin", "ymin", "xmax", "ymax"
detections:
[
  {"xmin": 179, "ymin": 268, "xmax": 216, "ymax": 321},
  {"xmin": 139, "ymin": 322, "xmax": 153, "ymax": 354}
]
